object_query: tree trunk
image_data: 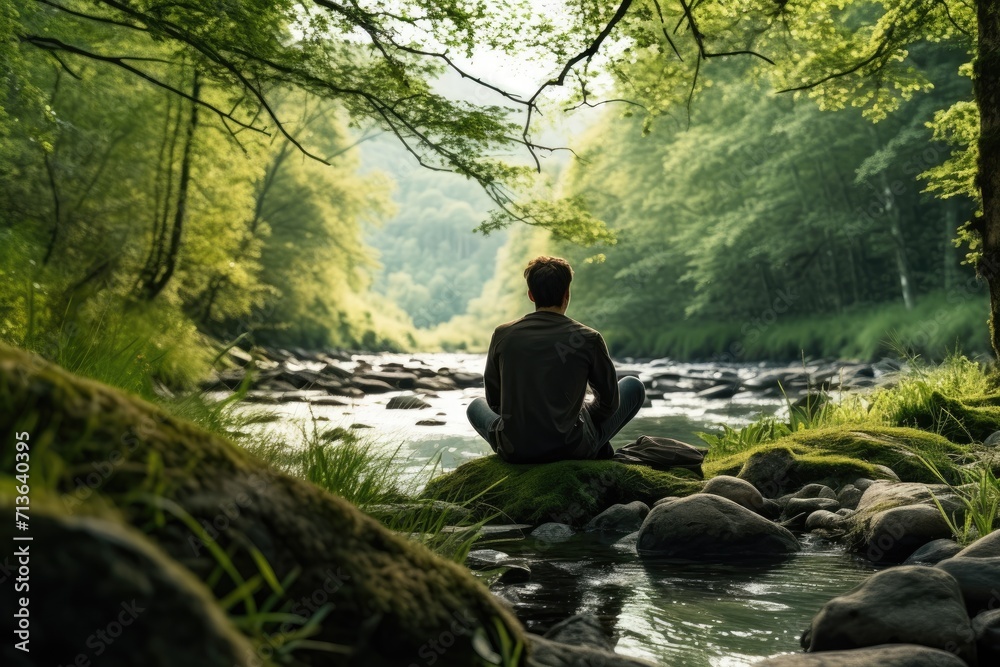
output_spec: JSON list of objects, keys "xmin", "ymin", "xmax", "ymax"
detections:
[
  {"xmin": 140, "ymin": 72, "xmax": 200, "ymax": 301},
  {"xmin": 944, "ymin": 204, "xmax": 957, "ymax": 292},
  {"xmin": 978, "ymin": 0, "xmax": 1000, "ymax": 358}
]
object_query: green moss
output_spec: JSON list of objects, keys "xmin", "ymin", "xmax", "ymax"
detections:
[
  {"xmin": 423, "ymin": 456, "xmax": 702, "ymax": 526},
  {"xmin": 893, "ymin": 391, "xmax": 1000, "ymax": 444},
  {"xmin": 704, "ymin": 425, "xmax": 967, "ymax": 490},
  {"xmin": 0, "ymin": 345, "xmax": 524, "ymax": 666}
]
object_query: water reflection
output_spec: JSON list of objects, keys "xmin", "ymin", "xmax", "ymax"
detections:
[{"xmin": 486, "ymin": 534, "xmax": 875, "ymax": 666}]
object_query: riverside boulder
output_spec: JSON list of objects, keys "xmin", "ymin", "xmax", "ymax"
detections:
[
  {"xmin": 856, "ymin": 504, "xmax": 953, "ymax": 564},
  {"xmin": 702, "ymin": 475, "xmax": 767, "ymax": 514},
  {"xmin": 803, "ymin": 566, "xmax": 976, "ymax": 663},
  {"xmin": 0, "ymin": 508, "xmax": 255, "ymax": 667},
  {"xmin": 0, "ymin": 346, "xmax": 525, "ymax": 667},
  {"xmin": 707, "ymin": 427, "xmax": 965, "ymax": 495},
  {"xmin": 424, "ymin": 455, "xmax": 701, "ymax": 526},
  {"xmin": 935, "ymin": 557, "xmax": 1000, "ymax": 616},
  {"xmin": 636, "ymin": 494, "xmax": 800, "ymax": 561},
  {"xmin": 584, "ymin": 501, "xmax": 650, "ymax": 534}
]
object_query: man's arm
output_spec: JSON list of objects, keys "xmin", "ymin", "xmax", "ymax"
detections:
[
  {"xmin": 484, "ymin": 330, "xmax": 501, "ymax": 412},
  {"xmin": 587, "ymin": 332, "xmax": 619, "ymax": 423}
]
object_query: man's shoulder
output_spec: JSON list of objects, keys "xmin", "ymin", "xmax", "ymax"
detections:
[
  {"xmin": 563, "ymin": 316, "xmax": 605, "ymax": 341},
  {"xmin": 493, "ymin": 316, "xmax": 527, "ymax": 335}
]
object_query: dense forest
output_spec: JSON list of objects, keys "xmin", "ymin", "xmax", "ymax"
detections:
[
  {"xmin": 363, "ymin": 136, "xmax": 505, "ymax": 329},
  {"xmin": 1, "ymin": 0, "xmax": 995, "ymax": 382},
  {"xmin": 537, "ymin": 44, "xmax": 987, "ymax": 360}
]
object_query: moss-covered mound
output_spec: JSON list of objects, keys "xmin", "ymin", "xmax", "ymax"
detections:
[
  {"xmin": 0, "ymin": 346, "xmax": 523, "ymax": 667},
  {"xmin": 895, "ymin": 391, "xmax": 1000, "ymax": 444},
  {"xmin": 0, "ymin": 506, "xmax": 256, "ymax": 667},
  {"xmin": 704, "ymin": 426, "xmax": 967, "ymax": 495},
  {"xmin": 423, "ymin": 456, "xmax": 702, "ymax": 526}
]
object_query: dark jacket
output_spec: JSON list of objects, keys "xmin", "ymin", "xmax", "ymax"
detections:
[{"xmin": 484, "ymin": 311, "xmax": 619, "ymax": 463}]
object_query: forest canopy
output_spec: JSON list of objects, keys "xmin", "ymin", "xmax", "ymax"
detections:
[{"xmin": 0, "ymin": 0, "xmax": 996, "ymax": 384}]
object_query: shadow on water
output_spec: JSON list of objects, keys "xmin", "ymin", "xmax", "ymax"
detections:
[{"xmin": 485, "ymin": 533, "xmax": 876, "ymax": 666}]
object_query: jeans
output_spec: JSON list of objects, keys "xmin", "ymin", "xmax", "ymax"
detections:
[{"xmin": 466, "ymin": 376, "xmax": 647, "ymax": 458}]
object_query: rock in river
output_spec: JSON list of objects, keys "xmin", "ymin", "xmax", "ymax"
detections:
[
  {"xmin": 584, "ymin": 501, "xmax": 650, "ymax": 534},
  {"xmin": 803, "ymin": 565, "xmax": 975, "ymax": 663},
  {"xmin": 386, "ymin": 394, "xmax": 431, "ymax": 409},
  {"xmin": 636, "ymin": 494, "xmax": 800, "ymax": 561},
  {"xmin": 935, "ymin": 556, "xmax": 1000, "ymax": 616},
  {"xmin": 702, "ymin": 475, "xmax": 767, "ymax": 515}
]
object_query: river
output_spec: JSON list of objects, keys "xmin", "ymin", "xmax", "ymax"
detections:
[{"xmin": 242, "ymin": 352, "xmax": 878, "ymax": 666}]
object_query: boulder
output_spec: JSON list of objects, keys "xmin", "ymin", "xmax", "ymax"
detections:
[
  {"xmin": 531, "ymin": 523, "xmax": 576, "ymax": 542},
  {"xmin": 935, "ymin": 556, "xmax": 1000, "ymax": 615},
  {"xmin": 855, "ymin": 481, "xmax": 952, "ymax": 512},
  {"xmin": 785, "ymin": 497, "xmax": 840, "ymax": 517},
  {"xmin": 804, "ymin": 566, "xmax": 975, "ymax": 663},
  {"xmin": 985, "ymin": 430, "xmax": 1000, "ymax": 448},
  {"xmin": 858, "ymin": 504, "xmax": 953, "ymax": 564},
  {"xmin": 805, "ymin": 510, "xmax": 846, "ymax": 532},
  {"xmin": 415, "ymin": 376, "xmax": 458, "ymax": 391},
  {"xmin": 708, "ymin": 428, "xmax": 966, "ymax": 493},
  {"xmin": 736, "ymin": 447, "xmax": 797, "ymax": 497},
  {"xmin": 703, "ymin": 475, "xmax": 767, "ymax": 514},
  {"xmin": 752, "ymin": 644, "xmax": 967, "ymax": 666},
  {"xmin": 386, "ymin": 394, "xmax": 431, "ymax": 409},
  {"xmin": 973, "ymin": 608, "xmax": 1000, "ymax": 665},
  {"xmin": 697, "ymin": 384, "xmax": 740, "ymax": 399},
  {"xmin": 584, "ymin": 501, "xmax": 650, "ymax": 534},
  {"xmin": 362, "ymin": 370, "xmax": 418, "ymax": 389},
  {"xmin": 636, "ymin": 494, "xmax": 800, "ymax": 561},
  {"xmin": 614, "ymin": 531, "xmax": 640, "ymax": 548},
  {"xmin": 836, "ymin": 484, "xmax": 863, "ymax": 510},
  {"xmin": 449, "ymin": 371, "xmax": 484, "ymax": 388},
  {"xmin": 903, "ymin": 538, "xmax": 964, "ymax": 565},
  {"xmin": 0, "ymin": 509, "xmax": 255, "ymax": 667},
  {"xmin": 423, "ymin": 456, "xmax": 700, "ymax": 526},
  {"xmin": 957, "ymin": 530, "xmax": 1000, "ymax": 558},
  {"xmin": 792, "ymin": 484, "xmax": 838, "ymax": 500},
  {"xmin": 351, "ymin": 377, "xmax": 396, "ymax": 393},
  {"xmin": 853, "ymin": 477, "xmax": 876, "ymax": 491}
]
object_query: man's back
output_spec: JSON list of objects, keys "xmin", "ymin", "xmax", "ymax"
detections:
[{"xmin": 484, "ymin": 311, "xmax": 618, "ymax": 463}]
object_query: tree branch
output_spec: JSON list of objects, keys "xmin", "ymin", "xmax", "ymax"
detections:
[{"xmin": 20, "ymin": 35, "xmax": 269, "ymax": 135}]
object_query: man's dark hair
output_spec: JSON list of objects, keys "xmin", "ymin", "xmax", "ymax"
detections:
[{"xmin": 524, "ymin": 256, "xmax": 573, "ymax": 308}]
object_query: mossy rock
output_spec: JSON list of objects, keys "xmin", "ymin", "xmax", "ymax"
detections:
[
  {"xmin": 895, "ymin": 391, "xmax": 1000, "ymax": 444},
  {"xmin": 704, "ymin": 426, "xmax": 967, "ymax": 496},
  {"xmin": 422, "ymin": 456, "xmax": 702, "ymax": 526},
  {"xmin": 0, "ymin": 505, "xmax": 256, "ymax": 667},
  {"xmin": 0, "ymin": 346, "xmax": 523, "ymax": 667}
]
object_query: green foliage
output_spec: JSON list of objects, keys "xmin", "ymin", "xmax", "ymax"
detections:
[
  {"xmin": 243, "ymin": 416, "xmax": 490, "ymax": 563},
  {"xmin": 0, "ymin": 21, "xmax": 416, "ymax": 388},
  {"xmin": 696, "ymin": 418, "xmax": 792, "ymax": 459},
  {"xmin": 918, "ymin": 451, "xmax": 1000, "ymax": 546}
]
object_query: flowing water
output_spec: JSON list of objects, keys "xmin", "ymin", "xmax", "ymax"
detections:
[{"xmin": 244, "ymin": 352, "xmax": 878, "ymax": 665}]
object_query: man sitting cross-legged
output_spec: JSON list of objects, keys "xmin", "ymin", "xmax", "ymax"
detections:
[{"xmin": 466, "ymin": 255, "xmax": 646, "ymax": 463}]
